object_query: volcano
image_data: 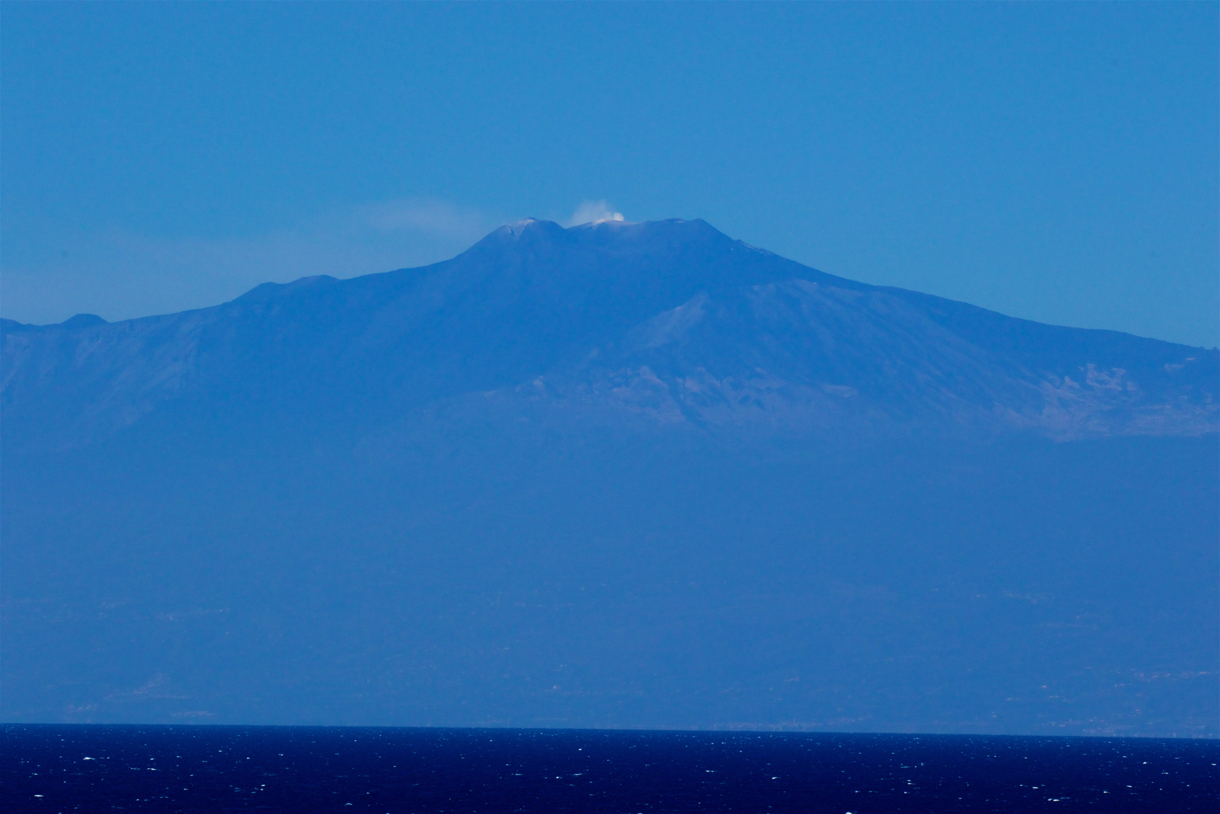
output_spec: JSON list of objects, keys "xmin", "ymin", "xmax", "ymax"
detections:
[{"xmin": 3, "ymin": 218, "xmax": 1216, "ymax": 734}]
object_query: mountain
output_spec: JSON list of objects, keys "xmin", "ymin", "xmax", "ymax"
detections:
[
  {"xmin": 3, "ymin": 218, "xmax": 1216, "ymax": 735},
  {"xmin": 3, "ymin": 218, "xmax": 1215, "ymax": 452}
]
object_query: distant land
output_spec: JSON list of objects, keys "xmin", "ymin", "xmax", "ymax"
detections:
[{"xmin": 3, "ymin": 219, "xmax": 1216, "ymax": 735}]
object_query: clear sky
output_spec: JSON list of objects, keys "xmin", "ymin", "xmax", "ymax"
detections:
[{"xmin": 2, "ymin": 2, "xmax": 1216, "ymax": 347}]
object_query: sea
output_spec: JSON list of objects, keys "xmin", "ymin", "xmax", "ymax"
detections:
[{"xmin": 3, "ymin": 725, "xmax": 1217, "ymax": 812}]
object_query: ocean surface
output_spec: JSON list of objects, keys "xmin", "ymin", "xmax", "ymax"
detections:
[{"xmin": 3, "ymin": 725, "xmax": 1217, "ymax": 812}]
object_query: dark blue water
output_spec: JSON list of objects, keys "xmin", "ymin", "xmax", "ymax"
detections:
[{"xmin": 3, "ymin": 725, "xmax": 1216, "ymax": 812}]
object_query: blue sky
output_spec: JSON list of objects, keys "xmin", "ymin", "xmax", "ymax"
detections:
[{"xmin": 2, "ymin": 2, "xmax": 1216, "ymax": 347}]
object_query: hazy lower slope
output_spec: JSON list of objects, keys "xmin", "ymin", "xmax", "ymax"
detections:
[{"xmin": 2, "ymin": 219, "xmax": 1216, "ymax": 734}]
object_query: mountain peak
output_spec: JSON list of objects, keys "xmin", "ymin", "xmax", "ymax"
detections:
[
  {"xmin": 459, "ymin": 217, "xmax": 730, "ymax": 265},
  {"xmin": 472, "ymin": 218, "xmax": 568, "ymax": 248},
  {"xmin": 61, "ymin": 313, "xmax": 108, "ymax": 329}
]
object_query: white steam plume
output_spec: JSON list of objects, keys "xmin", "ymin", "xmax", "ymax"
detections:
[{"xmin": 565, "ymin": 200, "xmax": 625, "ymax": 226}]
